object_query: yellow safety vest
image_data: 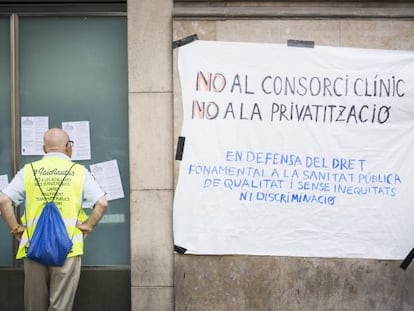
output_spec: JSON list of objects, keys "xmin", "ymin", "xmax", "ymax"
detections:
[{"xmin": 17, "ymin": 157, "xmax": 88, "ymax": 259}]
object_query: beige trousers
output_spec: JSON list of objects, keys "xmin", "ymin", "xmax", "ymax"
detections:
[{"xmin": 24, "ymin": 256, "xmax": 81, "ymax": 311}]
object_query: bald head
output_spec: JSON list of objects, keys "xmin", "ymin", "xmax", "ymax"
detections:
[{"xmin": 43, "ymin": 128, "xmax": 72, "ymax": 157}]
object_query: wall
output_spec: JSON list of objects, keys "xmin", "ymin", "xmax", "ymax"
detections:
[
  {"xmin": 171, "ymin": 2, "xmax": 414, "ymax": 310},
  {"xmin": 128, "ymin": 0, "xmax": 175, "ymax": 310}
]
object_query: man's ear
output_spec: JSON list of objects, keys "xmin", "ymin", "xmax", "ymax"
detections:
[{"xmin": 43, "ymin": 145, "xmax": 47, "ymax": 153}]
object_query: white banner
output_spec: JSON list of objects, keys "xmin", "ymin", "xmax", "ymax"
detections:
[{"xmin": 173, "ymin": 40, "xmax": 414, "ymax": 259}]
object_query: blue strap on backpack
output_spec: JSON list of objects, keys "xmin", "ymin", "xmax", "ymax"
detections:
[{"xmin": 26, "ymin": 163, "xmax": 76, "ymax": 266}]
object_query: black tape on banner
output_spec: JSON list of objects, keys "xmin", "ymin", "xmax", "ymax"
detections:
[
  {"xmin": 400, "ymin": 248, "xmax": 414, "ymax": 270},
  {"xmin": 174, "ymin": 245, "xmax": 187, "ymax": 254},
  {"xmin": 287, "ymin": 39, "xmax": 315, "ymax": 48},
  {"xmin": 175, "ymin": 136, "xmax": 186, "ymax": 161},
  {"xmin": 173, "ymin": 34, "xmax": 199, "ymax": 49}
]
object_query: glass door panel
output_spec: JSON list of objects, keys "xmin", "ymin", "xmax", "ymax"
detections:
[{"xmin": 19, "ymin": 16, "xmax": 129, "ymax": 266}]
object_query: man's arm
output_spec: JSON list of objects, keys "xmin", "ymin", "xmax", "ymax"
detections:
[
  {"xmin": 76, "ymin": 195, "xmax": 108, "ymax": 238},
  {"xmin": 0, "ymin": 193, "xmax": 25, "ymax": 240}
]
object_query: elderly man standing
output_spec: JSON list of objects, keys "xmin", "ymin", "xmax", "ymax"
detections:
[{"xmin": 0, "ymin": 128, "xmax": 108, "ymax": 311}]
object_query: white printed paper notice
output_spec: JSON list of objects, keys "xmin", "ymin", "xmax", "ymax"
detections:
[
  {"xmin": 90, "ymin": 160, "xmax": 124, "ymax": 201},
  {"xmin": 21, "ymin": 116, "xmax": 48, "ymax": 155},
  {"xmin": 62, "ymin": 121, "xmax": 91, "ymax": 161},
  {"xmin": 0, "ymin": 174, "xmax": 8, "ymax": 190}
]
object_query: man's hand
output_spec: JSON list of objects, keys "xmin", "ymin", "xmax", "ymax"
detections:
[
  {"xmin": 0, "ymin": 194, "xmax": 23, "ymax": 241},
  {"xmin": 76, "ymin": 222, "xmax": 94, "ymax": 239},
  {"xmin": 11, "ymin": 225, "xmax": 25, "ymax": 241},
  {"xmin": 76, "ymin": 196, "xmax": 108, "ymax": 239}
]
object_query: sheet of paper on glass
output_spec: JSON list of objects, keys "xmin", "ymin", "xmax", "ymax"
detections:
[
  {"xmin": 173, "ymin": 40, "xmax": 414, "ymax": 259},
  {"xmin": 62, "ymin": 121, "xmax": 91, "ymax": 161},
  {"xmin": 0, "ymin": 175, "xmax": 8, "ymax": 191},
  {"xmin": 90, "ymin": 160, "xmax": 124, "ymax": 201},
  {"xmin": 21, "ymin": 116, "xmax": 48, "ymax": 156}
]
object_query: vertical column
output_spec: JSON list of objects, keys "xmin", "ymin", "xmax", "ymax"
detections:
[
  {"xmin": 9, "ymin": 13, "xmax": 21, "ymax": 265},
  {"xmin": 10, "ymin": 13, "xmax": 19, "ymax": 176},
  {"xmin": 127, "ymin": 0, "xmax": 174, "ymax": 310}
]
